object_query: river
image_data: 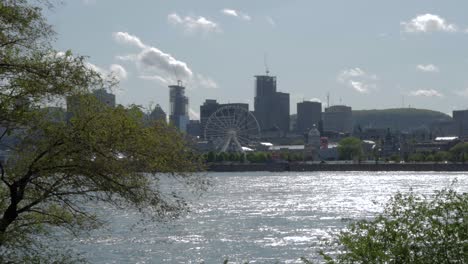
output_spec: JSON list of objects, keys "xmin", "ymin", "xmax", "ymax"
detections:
[{"xmin": 71, "ymin": 171, "xmax": 468, "ymax": 263}]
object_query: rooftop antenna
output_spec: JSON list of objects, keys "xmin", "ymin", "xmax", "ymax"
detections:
[
  {"xmin": 327, "ymin": 92, "xmax": 330, "ymax": 108},
  {"xmin": 172, "ymin": 66, "xmax": 182, "ymax": 86},
  {"xmin": 264, "ymin": 53, "xmax": 270, "ymax": 76}
]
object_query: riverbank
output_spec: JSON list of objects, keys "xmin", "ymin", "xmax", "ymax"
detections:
[{"xmin": 207, "ymin": 163, "xmax": 468, "ymax": 172}]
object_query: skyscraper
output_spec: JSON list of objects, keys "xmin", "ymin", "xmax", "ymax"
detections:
[
  {"xmin": 148, "ymin": 104, "xmax": 166, "ymax": 123},
  {"xmin": 453, "ymin": 109, "xmax": 468, "ymax": 138},
  {"xmin": 200, "ymin": 99, "xmax": 220, "ymax": 135},
  {"xmin": 254, "ymin": 74, "xmax": 290, "ymax": 133},
  {"xmin": 296, "ymin": 101, "xmax": 322, "ymax": 134},
  {"xmin": 169, "ymin": 81, "xmax": 189, "ymax": 132},
  {"xmin": 93, "ymin": 88, "xmax": 116, "ymax": 108}
]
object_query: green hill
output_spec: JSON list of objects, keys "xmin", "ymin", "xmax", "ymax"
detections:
[{"xmin": 352, "ymin": 108, "xmax": 451, "ymax": 131}]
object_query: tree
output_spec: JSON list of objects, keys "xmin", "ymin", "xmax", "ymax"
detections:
[
  {"xmin": 0, "ymin": 1, "xmax": 204, "ymax": 261},
  {"xmin": 312, "ymin": 188, "xmax": 467, "ymax": 263},
  {"xmin": 450, "ymin": 142, "xmax": 468, "ymax": 163},
  {"xmin": 337, "ymin": 137, "xmax": 363, "ymax": 161}
]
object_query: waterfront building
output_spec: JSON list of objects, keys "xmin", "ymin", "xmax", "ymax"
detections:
[
  {"xmin": 253, "ymin": 74, "xmax": 290, "ymax": 134},
  {"xmin": 296, "ymin": 101, "xmax": 322, "ymax": 134},
  {"xmin": 304, "ymin": 125, "xmax": 321, "ymax": 160},
  {"xmin": 453, "ymin": 109, "xmax": 468, "ymax": 138},
  {"xmin": 169, "ymin": 81, "xmax": 189, "ymax": 132},
  {"xmin": 323, "ymin": 105, "xmax": 353, "ymax": 134}
]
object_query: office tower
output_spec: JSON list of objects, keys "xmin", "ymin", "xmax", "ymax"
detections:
[
  {"xmin": 149, "ymin": 104, "xmax": 166, "ymax": 123},
  {"xmin": 169, "ymin": 81, "xmax": 189, "ymax": 132},
  {"xmin": 253, "ymin": 74, "xmax": 290, "ymax": 133},
  {"xmin": 296, "ymin": 101, "xmax": 322, "ymax": 134},
  {"xmin": 93, "ymin": 88, "xmax": 116, "ymax": 108},
  {"xmin": 323, "ymin": 105, "xmax": 352, "ymax": 133},
  {"xmin": 453, "ymin": 109, "xmax": 468, "ymax": 137},
  {"xmin": 200, "ymin": 99, "xmax": 220, "ymax": 135}
]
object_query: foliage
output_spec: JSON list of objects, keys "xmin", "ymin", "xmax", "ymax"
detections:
[
  {"xmin": 312, "ymin": 188, "xmax": 467, "ymax": 264},
  {"xmin": 450, "ymin": 142, "xmax": 468, "ymax": 163},
  {"xmin": 0, "ymin": 1, "xmax": 204, "ymax": 261},
  {"xmin": 337, "ymin": 137, "xmax": 363, "ymax": 161},
  {"xmin": 408, "ymin": 153, "xmax": 425, "ymax": 162},
  {"xmin": 389, "ymin": 154, "xmax": 401, "ymax": 163},
  {"xmin": 434, "ymin": 151, "xmax": 451, "ymax": 162}
]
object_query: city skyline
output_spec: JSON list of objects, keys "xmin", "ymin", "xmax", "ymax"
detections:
[{"xmin": 46, "ymin": 0, "xmax": 468, "ymax": 117}]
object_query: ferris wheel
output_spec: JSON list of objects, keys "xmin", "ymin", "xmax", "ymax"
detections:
[{"xmin": 204, "ymin": 105, "xmax": 261, "ymax": 153}]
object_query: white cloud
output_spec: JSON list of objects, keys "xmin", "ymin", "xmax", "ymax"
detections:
[
  {"xmin": 109, "ymin": 64, "xmax": 128, "ymax": 81},
  {"xmin": 337, "ymin": 68, "xmax": 378, "ymax": 93},
  {"xmin": 86, "ymin": 62, "xmax": 128, "ymax": 82},
  {"xmin": 189, "ymin": 108, "xmax": 200, "ymax": 120},
  {"xmin": 410, "ymin": 89, "xmax": 443, "ymax": 97},
  {"xmin": 416, "ymin": 64, "xmax": 439, "ymax": 73},
  {"xmin": 266, "ymin": 16, "xmax": 276, "ymax": 27},
  {"xmin": 113, "ymin": 32, "xmax": 147, "ymax": 49},
  {"xmin": 168, "ymin": 13, "xmax": 221, "ymax": 34},
  {"xmin": 401, "ymin": 14, "xmax": 457, "ymax": 33},
  {"xmin": 221, "ymin": 9, "xmax": 251, "ymax": 21},
  {"xmin": 113, "ymin": 31, "xmax": 217, "ymax": 89}
]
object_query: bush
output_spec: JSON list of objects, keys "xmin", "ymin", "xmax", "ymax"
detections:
[{"xmin": 313, "ymin": 188, "xmax": 467, "ymax": 263}]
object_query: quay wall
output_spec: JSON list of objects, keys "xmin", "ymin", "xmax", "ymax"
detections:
[{"xmin": 207, "ymin": 163, "xmax": 468, "ymax": 172}]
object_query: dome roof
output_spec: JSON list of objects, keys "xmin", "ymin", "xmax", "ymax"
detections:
[{"xmin": 308, "ymin": 125, "xmax": 320, "ymax": 137}]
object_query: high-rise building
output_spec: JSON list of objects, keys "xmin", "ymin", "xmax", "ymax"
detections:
[
  {"xmin": 148, "ymin": 104, "xmax": 166, "ymax": 123},
  {"xmin": 323, "ymin": 105, "xmax": 352, "ymax": 133},
  {"xmin": 453, "ymin": 109, "xmax": 468, "ymax": 138},
  {"xmin": 200, "ymin": 99, "xmax": 220, "ymax": 135},
  {"xmin": 296, "ymin": 101, "xmax": 322, "ymax": 134},
  {"xmin": 254, "ymin": 75, "xmax": 290, "ymax": 133},
  {"xmin": 169, "ymin": 81, "xmax": 189, "ymax": 132},
  {"xmin": 93, "ymin": 88, "xmax": 116, "ymax": 108},
  {"xmin": 66, "ymin": 89, "xmax": 116, "ymax": 120}
]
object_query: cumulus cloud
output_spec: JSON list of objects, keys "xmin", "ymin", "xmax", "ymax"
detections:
[
  {"xmin": 221, "ymin": 9, "xmax": 251, "ymax": 21},
  {"xmin": 410, "ymin": 89, "xmax": 443, "ymax": 97},
  {"xmin": 168, "ymin": 13, "xmax": 221, "ymax": 34},
  {"xmin": 113, "ymin": 32, "xmax": 147, "ymax": 49},
  {"xmin": 113, "ymin": 31, "xmax": 217, "ymax": 89},
  {"xmin": 86, "ymin": 62, "xmax": 128, "ymax": 82},
  {"xmin": 337, "ymin": 68, "xmax": 378, "ymax": 93},
  {"xmin": 401, "ymin": 14, "xmax": 457, "ymax": 33},
  {"xmin": 416, "ymin": 64, "xmax": 439, "ymax": 73}
]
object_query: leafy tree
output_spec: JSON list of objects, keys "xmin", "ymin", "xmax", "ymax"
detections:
[
  {"xmin": 337, "ymin": 137, "xmax": 363, "ymax": 161},
  {"xmin": 206, "ymin": 151, "xmax": 215, "ymax": 163},
  {"xmin": 312, "ymin": 188, "xmax": 467, "ymax": 263},
  {"xmin": 408, "ymin": 152, "xmax": 425, "ymax": 162},
  {"xmin": 389, "ymin": 154, "xmax": 401, "ymax": 163},
  {"xmin": 450, "ymin": 142, "xmax": 468, "ymax": 163},
  {"xmin": 0, "ymin": 1, "xmax": 204, "ymax": 261},
  {"xmin": 434, "ymin": 151, "xmax": 451, "ymax": 163}
]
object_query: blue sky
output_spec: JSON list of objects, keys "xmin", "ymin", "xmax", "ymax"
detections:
[{"xmin": 46, "ymin": 0, "xmax": 468, "ymax": 118}]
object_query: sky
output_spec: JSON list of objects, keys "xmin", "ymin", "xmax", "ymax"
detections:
[{"xmin": 45, "ymin": 0, "xmax": 468, "ymax": 118}]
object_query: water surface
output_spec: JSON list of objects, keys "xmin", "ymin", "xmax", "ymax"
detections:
[{"xmin": 73, "ymin": 171, "xmax": 468, "ymax": 263}]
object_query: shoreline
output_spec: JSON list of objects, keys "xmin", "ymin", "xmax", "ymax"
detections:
[{"xmin": 207, "ymin": 163, "xmax": 468, "ymax": 172}]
